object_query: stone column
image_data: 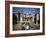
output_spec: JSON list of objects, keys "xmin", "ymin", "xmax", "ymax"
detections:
[
  {"xmin": 20, "ymin": 14, "xmax": 23, "ymax": 22},
  {"xmin": 36, "ymin": 14, "xmax": 39, "ymax": 26}
]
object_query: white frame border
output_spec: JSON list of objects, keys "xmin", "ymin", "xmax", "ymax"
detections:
[{"xmin": 10, "ymin": 4, "xmax": 43, "ymax": 34}]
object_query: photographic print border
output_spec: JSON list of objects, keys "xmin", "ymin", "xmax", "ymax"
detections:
[
  {"xmin": 5, "ymin": 1, "xmax": 45, "ymax": 37},
  {"xmin": 10, "ymin": 4, "xmax": 42, "ymax": 34}
]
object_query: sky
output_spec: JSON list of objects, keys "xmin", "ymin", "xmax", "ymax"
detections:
[{"xmin": 13, "ymin": 7, "xmax": 40, "ymax": 14}]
